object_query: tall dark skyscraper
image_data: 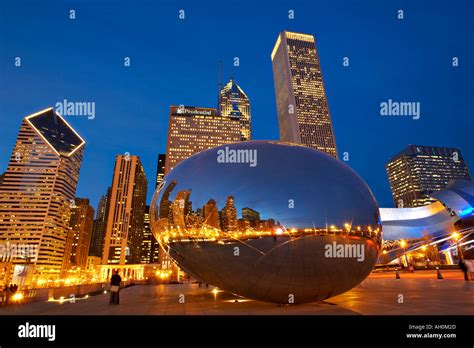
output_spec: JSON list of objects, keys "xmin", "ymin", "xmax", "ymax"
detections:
[
  {"xmin": 63, "ymin": 198, "xmax": 94, "ymax": 270},
  {"xmin": 219, "ymin": 78, "xmax": 252, "ymax": 141},
  {"xmin": 155, "ymin": 154, "xmax": 166, "ymax": 189},
  {"xmin": 0, "ymin": 108, "xmax": 85, "ymax": 278},
  {"xmin": 102, "ymin": 155, "xmax": 148, "ymax": 265},
  {"xmin": 386, "ymin": 145, "xmax": 472, "ymax": 208},
  {"xmin": 140, "ymin": 206, "xmax": 159, "ymax": 264},
  {"xmin": 89, "ymin": 188, "xmax": 111, "ymax": 258},
  {"xmin": 271, "ymin": 31, "xmax": 338, "ymax": 158}
]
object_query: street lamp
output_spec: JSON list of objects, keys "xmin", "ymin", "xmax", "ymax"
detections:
[
  {"xmin": 400, "ymin": 240, "xmax": 408, "ymax": 267},
  {"xmin": 452, "ymin": 232, "xmax": 464, "ymax": 261}
]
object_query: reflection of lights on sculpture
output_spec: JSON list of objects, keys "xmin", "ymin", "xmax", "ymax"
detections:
[
  {"xmin": 150, "ymin": 141, "xmax": 382, "ymax": 304},
  {"xmin": 400, "ymin": 240, "xmax": 407, "ymax": 248},
  {"xmin": 452, "ymin": 232, "xmax": 460, "ymax": 240}
]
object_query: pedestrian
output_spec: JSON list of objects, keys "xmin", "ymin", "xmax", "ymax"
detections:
[
  {"xmin": 465, "ymin": 259, "xmax": 474, "ymax": 281},
  {"xmin": 1, "ymin": 285, "xmax": 7, "ymax": 306},
  {"xmin": 109, "ymin": 271, "xmax": 122, "ymax": 305},
  {"xmin": 5, "ymin": 284, "xmax": 13, "ymax": 305},
  {"xmin": 459, "ymin": 259, "xmax": 469, "ymax": 281}
]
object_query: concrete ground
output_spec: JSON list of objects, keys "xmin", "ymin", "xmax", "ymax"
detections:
[{"xmin": 0, "ymin": 270, "xmax": 473, "ymax": 315}]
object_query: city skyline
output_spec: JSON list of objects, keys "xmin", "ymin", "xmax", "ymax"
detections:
[{"xmin": 1, "ymin": 1, "xmax": 472, "ymax": 211}]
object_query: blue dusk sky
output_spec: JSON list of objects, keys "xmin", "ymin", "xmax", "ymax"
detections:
[{"xmin": 0, "ymin": 0, "xmax": 473, "ymax": 210}]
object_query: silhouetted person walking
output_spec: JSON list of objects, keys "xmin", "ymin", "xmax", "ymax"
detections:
[
  {"xmin": 109, "ymin": 271, "xmax": 122, "ymax": 305},
  {"xmin": 459, "ymin": 259, "xmax": 469, "ymax": 281}
]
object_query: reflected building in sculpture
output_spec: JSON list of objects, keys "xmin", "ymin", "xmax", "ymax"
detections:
[
  {"xmin": 151, "ymin": 141, "xmax": 381, "ymax": 304},
  {"xmin": 203, "ymin": 199, "xmax": 220, "ymax": 230},
  {"xmin": 271, "ymin": 31, "xmax": 338, "ymax": 158},
  {"xmin": 242, "ymin": 207, "xmax": 260, "ymax": 227},
  {"xmin": 220, "ymin": 196, "xmax": 238, "ymax": 232},
  {"xmin": 386, "ymin": 145, "xmax": 471, "ymax": 208},
  {"xmin": 0, "ymin": 108, "xmax": 85, "ymax": 278}
]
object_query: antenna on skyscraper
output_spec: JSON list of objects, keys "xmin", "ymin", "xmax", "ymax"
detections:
[{"xmin": 218, "ymin": 60, "xmax": 222, "ymax": 115}]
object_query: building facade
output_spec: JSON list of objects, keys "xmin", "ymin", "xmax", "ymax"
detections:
[
  {"xmin": 242, "ymin": 207, "xmax": 260, "ymax": 227},
  {"xmin": 271, "ymin": 31, "xmax": 338, "ymax": 158},
  {"xmin": 102, "ymin": 155, "xmax": 148, "ymax": 265},
  {"xmin": 0, "ymin": 108, "xmax": 85, "ymax": 278},
  {"xmin": 165, "ymin": 106, "xmax": 241, "ymax": 173},
  {"xmin": 63, "ymin": 198, "xmax": 94, "ymax": 270},
  {"xmin": 89, "ymin": 188, "xmax": 111, "ymax": 258},
  {"xmin": 203, "ymin": 199, "xmax": 220, "ymax": 230},
  {"xmin": 140, "ymin": 206, "xmax": 159, "ymax": 264},
  {"xmin": 386, "ymin": 145, "xmax": 472, "ymax": 208},
  {"xmin": 220, "ymin": 196, "xmax": 237, "ymax": 232},
  {"xmin": 155, "ymin": 154, "xmax": 166, "ymax": 189},
  {"xmin": 219, "ymin": 78, "xmax": 252, "ymax": 141}
]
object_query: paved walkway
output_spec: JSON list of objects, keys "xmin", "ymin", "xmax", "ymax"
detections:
[{"xmin": 0, "ymin": 270, "xmax": 473, "ymax": 315}]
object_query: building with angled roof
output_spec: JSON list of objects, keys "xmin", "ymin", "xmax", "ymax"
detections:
[
  {"xmin": 219, "ymin": 78, "xmax": 251, "ymax": 141},
  {"xmin": 0, "ymin": 107, "xmax": 85, "ymax": 280}
]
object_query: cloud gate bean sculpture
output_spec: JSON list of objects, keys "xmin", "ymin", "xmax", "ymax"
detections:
[{"xmin": 150, "ymin": 141, "xmax": 382, "ymax": 304}]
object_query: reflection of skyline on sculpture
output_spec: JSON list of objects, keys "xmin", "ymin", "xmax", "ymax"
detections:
[{"xmin": 150, "ymin": 141, "xmax": 382, "ymax": 243}]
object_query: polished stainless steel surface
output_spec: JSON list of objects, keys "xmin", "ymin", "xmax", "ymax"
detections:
[{"xmin": 150, "ymin": 141, "xmax": 381, "ymax": 303}]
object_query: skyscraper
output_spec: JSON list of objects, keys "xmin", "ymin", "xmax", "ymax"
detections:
[
  {"xmin": 221, "ymin": 196, "xmax": 237, "ymax": 232},
  {"xmin": 203, "ymin": 199, "xmax": 220, "ymax": 230},
  {"xmin": 89, "ymin": 188, "xmax": 111, "ymax": 258},
  {"xmin": 155, "ymin": 154, "xmax": 166, "ymax": 189},
  {"xmin": 219, "ymin": 78, "xmax": 252, "ymax": 141},
  {"xmin": 140, "ymin": 206, "xmax": 159, "ymax": 264},
  {"xmin": 63, "ymin": 198, "xmax": 94, "ymax": 270},
  {"xmin": 271, "ymin": 31, "xmax": 338, "ymax": 158},
  {"xmin": 242, "ymin": 207, "xmax": 260, "ymax": 227},
  {"xmin": 165, "ymin": 106, "xmax": 241, "ymax": 173},
  {"xmin": 386, "ymin": 145, "xmax": 472, "ymax": 208},
  {"xmin": 0, "ymin": 107, "xmax": 85, "ymax": 278},
  {"xmin": 102, "ymin": 155, "xmax": 148, "ymax": 265}
]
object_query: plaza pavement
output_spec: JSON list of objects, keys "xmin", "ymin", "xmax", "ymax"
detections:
[{"xmin": 0, "ymin": 270, "xmax": 473, "ymax": 315}]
